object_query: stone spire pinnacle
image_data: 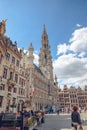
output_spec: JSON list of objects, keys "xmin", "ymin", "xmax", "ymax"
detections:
[
  {"xmin": 28, "ymin": 42, "xmax": 34, "ymax": 51},
  {"xmin": 27, "ymin": 43, "xmax": 34, "ymax": 68},
  {"xmin": 43, "ymin": 24, "xmax": 46, "ymax": 34},
  {"xmin": 42, "ymin": 24, "xmax": 48, "ymax": 40}
]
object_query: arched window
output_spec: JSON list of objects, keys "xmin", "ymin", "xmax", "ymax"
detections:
[
  {"xmin": 44, "ymin": 54, "xmax": 47, "ymax": 64},
  {"xmin": 44, "ymin": 44, "xmax": 46, "ymax": 48},
  {"xmin": 44, "ymin": 36, "xmax": 46, "ymax": 40},
  {"xmin": 0, "ymin": 51, "xmax": 3, "ymax": 64}
]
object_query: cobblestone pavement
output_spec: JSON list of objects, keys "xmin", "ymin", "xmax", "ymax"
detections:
[
  {"xmin": 80, "ymin": 112, "xmax": 87, "ymax": 130},
  {"xmin": 34, "ymin": 112, "xmax": 87, "ymax": 130}
]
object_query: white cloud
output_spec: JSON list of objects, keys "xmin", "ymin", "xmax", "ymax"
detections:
[
  {"xmin": 53, "ymin": 27, "xmax": 87, "ymax": 88},
  {"xmin": 78, "ymin": 52, "xmax": 86, "ymax": 58},
  {"xmin": 57, "ymin": 43, "xmax": 70, "ymax": 55},
  {"xmin": 53, "ymin": 54, "xmax": 87, "ymax": 87},
  {"xmin": 34, "ymin": 53, "xmax": 39, "ymax": 65},
  {"xmin": 76, "ymin": 24, "xmax": 82, "ymax": 27},
  {"xmin": 70, "ymin": 27, "xmax": 87, "ymax": 53}
]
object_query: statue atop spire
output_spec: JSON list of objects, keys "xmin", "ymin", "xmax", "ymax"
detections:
[
  {"xmin": 43, "ymin": 24, "xmax": 46, "ymax": 34},
  {"xmin": 0, "ymin": 19, "xmax": 6, "ymax": 35}
]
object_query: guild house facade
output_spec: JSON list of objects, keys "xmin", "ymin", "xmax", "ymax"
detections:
[{"xmin": 58, "ymin": 85, "xmax": 87, "ymax": 110}]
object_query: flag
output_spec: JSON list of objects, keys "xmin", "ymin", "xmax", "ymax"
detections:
[{"xmin": 31, "ymin": 86, "xmax": 35, "ymax": 93}]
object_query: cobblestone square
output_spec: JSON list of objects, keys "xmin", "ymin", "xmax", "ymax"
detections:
[{"xmin": 34, "ymin": 112, "xmax": 87, "ymax": 130}]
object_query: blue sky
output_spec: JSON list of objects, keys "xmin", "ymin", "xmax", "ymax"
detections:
[{"xmin": 0, "ymin": 0, "xmax": 87, "ymax": 88}]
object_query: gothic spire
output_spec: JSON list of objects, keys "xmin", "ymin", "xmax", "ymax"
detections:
[
  {"xmin": 39, "ymin": 25, "xmax": 53, "ymax": 80},
  {"xmin": 42, "ymin": 24, "xmax": 48, "ymax": 41}
]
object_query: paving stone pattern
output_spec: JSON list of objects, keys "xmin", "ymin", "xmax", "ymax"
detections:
[{"xmin": 34, "ymin": 112, "xmax": 87, "ymax": 130}]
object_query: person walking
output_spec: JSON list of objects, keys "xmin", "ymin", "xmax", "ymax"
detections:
[{"xmin": 71, "ymin": 106, "xmax": 83, "ymax": 130}]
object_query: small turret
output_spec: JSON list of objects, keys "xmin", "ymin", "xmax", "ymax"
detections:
[
  {"xmin": 55, "ymin": 74, "xmax": 58, "ymax": 86},
  {"xmin": 28, "ymin": 43, "xmax": 34, "ymax": 56},
  {"xmin": 27, "ymin": 43, "xmax": 34, "ymax": 68}
]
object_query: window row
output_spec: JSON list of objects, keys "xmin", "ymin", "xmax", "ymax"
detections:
[
  {"xmin": 8, "ymin": 86, "xmax": 17, "ymax": 93},
  {"xmin": 3, "ymin": 68, "xmax": 26, "ymax": 86},
  {"xmin": 6, "ymin": 52, "xmax": 19, "ymax": 67},
  {"xmin": 0, "ymin": 84, "xmax": 5, "ymax": 90},
  {"xmin": 19, "ymin": 88, "xmax": 25, "ymax": 95},
  {"xmin": 70, "ymin": 95, "xmax": 77, "ymax": 98}
]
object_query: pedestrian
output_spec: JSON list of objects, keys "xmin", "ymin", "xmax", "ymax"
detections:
[
  {"xmin": 41, "ymin": 112, "xmax": 45, "ymax": 124},
  {"xmin": 57, "ymin": 109, "xmax": 60, "ymax": 115},
  {"xmin": 71, "ymin": 106, "xmax": 83, "ymax": 130}
]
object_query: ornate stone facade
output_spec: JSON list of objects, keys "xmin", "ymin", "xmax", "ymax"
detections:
[
  {"xmin": 1, "ymin": 20, "xmax": 87, "ymax": 113},
  {"xmin": 0, "ymin": 20, "xmax": 58, "ymax": 112}
]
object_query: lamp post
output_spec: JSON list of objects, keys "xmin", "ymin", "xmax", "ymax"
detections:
[{"xmin": 21, "ymin": 101, "xmax": 28, "ymax": 130}]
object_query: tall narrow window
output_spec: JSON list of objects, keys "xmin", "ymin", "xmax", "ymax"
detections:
[
  {"xmin": 44, "ymin": 54, "xmax": 47, "ymax": 64},
  {"xmin": 48, "ymin": 84, "xmax": 50, "ymax": 95},
  {"xmin": 0, "ymin": 96, "xmax": 3, "ymax": 107},
  {"xmin": 8, "ymin": 86, "xmax": 12, "ymax": 92},
  {"xmin": 13, "ymin": 87, "xmax": 17, "ymax": 93},
  {"xmin": 15, "ymin": 74, "xmax": 18, "ymax": 83},
  {"xmin": 12, "ymin": 56, "xmax": 15, "ymax": 64},
  {"xmin": 16, "ymin": 60, "xmax": 19, "ymax": 67},
  {"xmin": 44, "ymin": 44, "xmax": 46, "ymax": 48},
  {"xmin": 0, "ymin": 52, "xmax": 3, "ymax": 64},
  {"xmin": 6, "ymin": 52, "xmax": 10, "ymax": 61},
  {"xmin": 10, "ymin": 72, "xmax": 13, "ymax": 80},
  {"xmin": 3, "ymin": 68, "xmax": 7, "ymax": 79}
]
